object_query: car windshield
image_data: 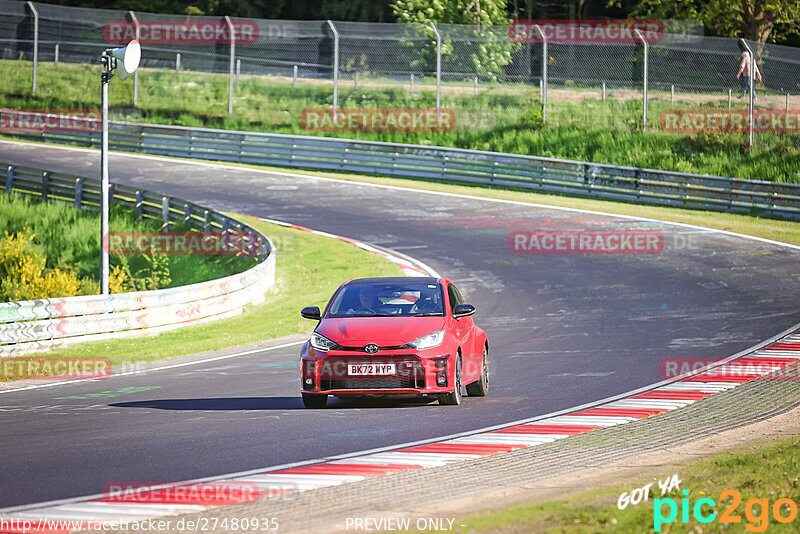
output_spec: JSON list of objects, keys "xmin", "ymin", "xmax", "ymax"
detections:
[{"xmin": 327, "ymin": 282, "xmax": 445, "ymax": 317}]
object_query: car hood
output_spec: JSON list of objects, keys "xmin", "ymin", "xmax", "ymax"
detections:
[{"xmin": 317, "ymin": 316, "xmax": 446, "ymax": 347}]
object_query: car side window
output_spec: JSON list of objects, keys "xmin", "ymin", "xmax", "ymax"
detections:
[{"xmin": 447, "ymin": 283, "xmax": 463, "ymax": 312}]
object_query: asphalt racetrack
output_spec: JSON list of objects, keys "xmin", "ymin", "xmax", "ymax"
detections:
[{"xmin": 1, "ymin": 141, "xmax": 799, "ymax": 508}]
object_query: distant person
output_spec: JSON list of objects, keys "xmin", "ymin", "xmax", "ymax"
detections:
[{"xmin": 737, "ymin": 51, "xmax": 762, "ymax": 100}]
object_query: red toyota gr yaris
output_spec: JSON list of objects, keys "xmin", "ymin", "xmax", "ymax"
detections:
[{"xmin": 299, "ymin": 277, "xmax": 489, "ymax": 408}]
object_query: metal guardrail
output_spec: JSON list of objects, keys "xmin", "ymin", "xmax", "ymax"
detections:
[
  {"xmin": 0, "ymin": 161, "xmax": 276, "ymax": 357},
  {"xmin": 7, "ymin": 118, "xmax": 800, "ymax": 220}
]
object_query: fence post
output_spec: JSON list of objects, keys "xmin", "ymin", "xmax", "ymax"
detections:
[
  {"xmin": 602, "ymin": 81, "xmax": 606, "ymax": 101},
  {"xmin": 135, "ymin": 190, "xmax": 143, "ymax": 219},
  {"xmin": 728, "ymin": 88, "xmax": 732, "ymax": 109},
  {"xmin": 474, "ymin": 75, "xmax": 478, "ymax": 96},
  {"xmin": 740, "ymin": 38, "xmax": 754, "ymax": 148},
  {"xmin": 534, "ymin": 24, "xmax": 547, "ymax": 123},
  {"xmin": 354, "ymin": 70, "xmax": 358, "ymax": 91},
  {"xmin": 54, "ymin": 43, "xmax": 58, "ymax": 68},
  {"xmin": 225, "ymin": 16, "xmax": 235, "ymax": 115},
  {"xmin": 635, "ymin": 29, "xmax": 648, "ymax": 131},
  {"xmin": 176, "ymin": 53, "xmax": 181, "ymax": 73},
  {"xmin": 327, "ymin": 20, "xmax": 339, "ymax": 121},
  {"xmin": 161, "ymin": 196, "xmax": 169, "ymax": 231},
  {"xmin": 670, "ymin": 84, "xmax": 674, "ymax": 105},
  {"xmin": 128, "ymin": 11, "xmax": 140, "ymax": 106},
  {"xmin": 6, "ymin": 166, "xmax": 14, "ymax": 193},
  {"xmin": 26, "ymin": 2, "xmax": 38, "ymax": 94},
  {"xmin": 430, "ymin": 23, "xmax": 441, "ymax": 119},
  {"xmin": 410, "ymin": 72, "xmax": 414, "ymax": 97},
  {"xmin": 184, "ymin": 204, "xmax": 191, "ymax": 229},
  {"xmin": 75, "ymin": 178, "xmax": 82, "ymax": 208},
  {"xmin": 236, "ymin": 58, "xmax": 241, "ymax": 82},
  {"xmin": 293, "ymin": 65, "xmax": 298, "ymax": 87},
  {"xmin": 41, "ymin": 171, "xmax": 49, "ymax": 201}
]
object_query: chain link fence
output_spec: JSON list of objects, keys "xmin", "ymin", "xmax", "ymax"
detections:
[{"xmin": 1, "ymin": 0, "xmax": 799, "ymax": 153}]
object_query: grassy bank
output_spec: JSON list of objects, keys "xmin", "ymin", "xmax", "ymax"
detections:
[
  {"xmin": 2, "ymin": 60, "xmax": 798, "ymax": 182},
  {"xmin": 0, "ymin": 192, "xmax": 256, "ymax": 298},
  {"xmin": 442, "ymin": 433, "xmax": 800, "ymax": 533},
  {"xmin": 0, "ymin": 216, "xmax": 402, "ymax": 375}
]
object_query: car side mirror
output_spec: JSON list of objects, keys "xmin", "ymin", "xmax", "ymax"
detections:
[
  {"xmin": 453, "ymin": 303, "xmax": 476, "ymax": 318},
  {"xmin": 301, "ymin": 306, "xmax": 321, "ymax": 320}
]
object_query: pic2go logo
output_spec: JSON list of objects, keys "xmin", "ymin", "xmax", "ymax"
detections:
[{"xmin": 654, "ymin": 489, "xmax": 799, "ymax": 532}]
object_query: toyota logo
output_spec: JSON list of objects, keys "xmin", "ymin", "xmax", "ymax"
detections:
[{"xmin": 364, "ymin": 344, "xmax": 379, "ymax": 354}]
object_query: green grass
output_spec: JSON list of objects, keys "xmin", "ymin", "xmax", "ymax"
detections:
[
  {"xmin": 0, "ymin": 192, "xmax": 255, "ymax": 292},
  {"xmin": 2, "ymin": 60, "xmax": 798, "ymax": 182},
  {"xmin": 437, "ymin": 435, "xmax": 800, "ymax": 533},
  {"xmin": 1, "ymin": 216, "xmax": 402, "ymax": 375}
]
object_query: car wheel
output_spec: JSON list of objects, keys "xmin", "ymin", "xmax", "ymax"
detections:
[
  {"xmin": 302, "ymin": 393, "xmax": 328, "ymax": 409},
  {"xmin": 466, "ymin": 346, "xmax": 489, "ymax": 397},
  {"xmin": 439, "ymin": 354, "xmax": 463, "ymax": 406}
]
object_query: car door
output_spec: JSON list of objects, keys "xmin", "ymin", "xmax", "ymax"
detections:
[{"xmin": 448, "ymin": 283, "xmax": 477, "ymax": 382}]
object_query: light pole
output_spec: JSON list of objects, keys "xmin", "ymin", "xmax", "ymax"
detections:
[{"xmin": 100, "ymin": 40, "xmax": 140, "ymax": 295}]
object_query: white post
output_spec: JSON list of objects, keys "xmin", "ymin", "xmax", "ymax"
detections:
[
  {"xmin": 27, "ymin": 2, "xmax": 38, "ymax": 94},
  {"xmin": 236, "ymin": 58, "xmax": 241, "ymax": 82},
  {"xmin": 430, "ymin": 23, "xmax": 441, "ymax": 119},
  {"xmin": 728, "ymin": 88, "xmax": 732, "ymax": 109},
  {"xmin": 670, "ymin": 84, "xmax": 674, "ymax": 105},
  {"xmin": 100, "ymin": 53, "xmax": 111, "ymax": 295},
  {"xmin": 225, "ymin": 16, "xmax": 235, "ymax": 115},
  {"xmin": 534, "ymin": 24, "xmax": 547, "ymax": 123},
  {"xmin": 474, "ymin": 75, "xmax": 478, "ymax": 96},
  {"xmin": 293, "ymin": 65, "xmax": 298, "ymax": 87},
  {"xmin": 128, "ymin": 11, "xmax": 140, "ymax": 107},
  {"xmin": 602, "ymin": 81, "xmax": 606, "ymax": 101},
  {"xmin": 327, "ymin": 20, "xmax": 339, "ymax": 121},
  {"xmin": 54, "ymin": 43, "xmax": 58, "ymax": 68},
  {"xmin": 176, "ymin": 52, "xmax": 180, "ymax": 72},
  {"xmin": 410, "ymin": 72, "xmax": 414, "ymax": 97},
  {"xmin": 354, "ymin": 70, "xmax": 359, "ymax": 91},
  {"xmin": 636, "ymin": 29, "xmax": 648, "ymax": 131}
]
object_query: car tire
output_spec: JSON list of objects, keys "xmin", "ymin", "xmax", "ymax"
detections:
[
  {"xmin": 302, "ymin": 393, "xmax": 328, "ymax": 409},
  {"xmin": 439, "ymin": 354, "xmax": 463, "ymax": 406},
  {"xmin": 466, "ymin": 347, "xmax": 489, "ymax": 397}
]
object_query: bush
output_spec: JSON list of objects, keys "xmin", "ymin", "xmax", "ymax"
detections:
[{"xmin": 0, "ymin": 230, "xmax": 83, "ymax": 301}]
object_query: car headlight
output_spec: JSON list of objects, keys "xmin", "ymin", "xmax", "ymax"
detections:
[
  {"xmin": 407, "ymin": 329, "xmax": 445, "ymax": 350},
  {"xmin": 310, "ymin": 332, "xmax": 337, "ymax": 352}
]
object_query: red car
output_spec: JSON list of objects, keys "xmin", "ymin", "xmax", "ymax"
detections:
[{"xmin": 299, "ymin": 277, "xmax": 489, "ymax": 408}]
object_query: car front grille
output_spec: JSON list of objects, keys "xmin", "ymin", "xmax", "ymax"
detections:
[{"xmin": 319, "ymin": 355, "xmax": 425, "ymax": 390}]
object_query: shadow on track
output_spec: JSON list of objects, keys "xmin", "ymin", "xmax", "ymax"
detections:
[{"xmin": 110, "ymin": 397, "xmax": 304, "ymax": 410}]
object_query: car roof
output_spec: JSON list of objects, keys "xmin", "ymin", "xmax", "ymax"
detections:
[{"xmin": 345, "ymin": 277, "xmax": 441, "ymax": 286}]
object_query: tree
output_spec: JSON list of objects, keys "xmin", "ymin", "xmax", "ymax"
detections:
[
  {"xmin": 391, "ymin": 0, "xmax": 518, "ymax": 80},
  {"xmin": 628, "ymin": 0, "xmax": 800, "ymax": 43}
]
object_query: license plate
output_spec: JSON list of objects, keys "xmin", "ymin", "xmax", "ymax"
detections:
[{"xmin": 348, "ymin": 363, "xmax": 396, "ymax": 376}]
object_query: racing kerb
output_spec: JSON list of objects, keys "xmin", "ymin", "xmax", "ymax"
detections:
[
  {"xmin": 0, "ymin": 162, "xmax": 276, "ymax": 357},
  {"xmin": 4, "ymin": 117, "xmax": 800, "ymax": 220},
  {"xmin": 0, "ymin": 214, "xmax": 798, "ymax": 531}
]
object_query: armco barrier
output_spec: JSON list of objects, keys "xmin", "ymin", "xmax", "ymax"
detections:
[
  {"xmin": 0, "ymin": 162, "xmax": 275, "ymax": 357},
  {"xmin": 5, "ymin": 116, "xmax": 800, "ymax": 220}
]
